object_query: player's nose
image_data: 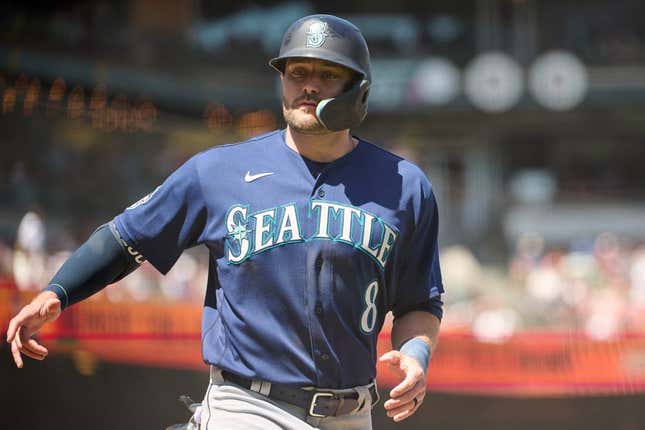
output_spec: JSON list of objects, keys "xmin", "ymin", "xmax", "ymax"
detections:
[{"xmin": 302, "ymin": 75, "xmax": 322, "ymax": 95}]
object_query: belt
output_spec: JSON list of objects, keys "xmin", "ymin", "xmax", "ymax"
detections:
[{"xmin": 221, "ymin": 370, "xmax": 378, "ymax": 418}]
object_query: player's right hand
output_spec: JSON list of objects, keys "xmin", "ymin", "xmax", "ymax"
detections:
[{"xmin": 6, "ymin": 291, "xmax": 62, "ymax": 368}]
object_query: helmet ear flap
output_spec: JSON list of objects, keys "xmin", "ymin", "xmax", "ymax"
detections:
[
  {"xmin": 361, "ymin": 88, "xmax": 369, "ymax": 104},
  {"xmin": 315, "ymin": 79, "xmax": 370, "ymax": 131}
]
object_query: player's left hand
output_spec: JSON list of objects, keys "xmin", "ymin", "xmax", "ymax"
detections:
[
  {"xmin": 6, "ymin": 291, "xmax": 61, "ymax": 368},
  {"xmin": 378, "ymin": 350, "xmax": 427, "ymax": 422}
]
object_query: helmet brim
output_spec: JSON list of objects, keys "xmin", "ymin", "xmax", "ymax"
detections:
[{"xmin": 269, "ymin": 49, "xmax": 367, "ymax": 80}]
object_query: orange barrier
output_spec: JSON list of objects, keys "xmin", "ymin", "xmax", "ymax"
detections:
[
  {"xmin": 378, "ymin": 331, "xmax": 645, "ymax": 396},
  {"xmin": 3, "ymin": 291, "xmax": 645, "ymax": 396}
]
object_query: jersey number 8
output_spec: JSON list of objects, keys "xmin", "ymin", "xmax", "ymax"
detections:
[{"xmin": 360, "ymin": 280, "xmax": 379, "ymax": 334}]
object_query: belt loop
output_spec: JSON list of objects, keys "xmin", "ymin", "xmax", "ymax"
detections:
[
  {"xmin": 334, "ymin": 396, "xmax": 345, "ymax": 416},
  {"xmin": 250, "ymin": 380, "xmax": 262, "ymax": 393},
  {"xmin": 259, "ymin": 380, "xmax": 272, "ymax": 396},
  {"xmin": 210, "ymin": 366, "xmax": 224, "ymax": 384},
  {"xmin": 250, "ymin": 379, "xmax": 272, "ymax": 396}
]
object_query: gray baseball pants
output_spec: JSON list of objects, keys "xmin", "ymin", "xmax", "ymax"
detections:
[{"xmin": 199, "ymin": 366, "xmax": 375, "ymax": 430}]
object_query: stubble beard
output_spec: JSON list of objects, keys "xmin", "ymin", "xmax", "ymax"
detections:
[{"xmin": 282, "ymin": 97, "xmax": 328, "ymax": 135}]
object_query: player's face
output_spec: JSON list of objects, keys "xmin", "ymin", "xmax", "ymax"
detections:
[{"xmin": 281, "ymin": 58, "xmax": 355, "ymax": 134}]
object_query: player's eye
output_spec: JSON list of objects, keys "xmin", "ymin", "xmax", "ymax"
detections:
[
  {"xmin": 321, "ymin": 71, "xmax": 339, "ymax": 80},
  {"xmin": 289, "ymin": 68, "xmax": 307, "ymax": 79}
]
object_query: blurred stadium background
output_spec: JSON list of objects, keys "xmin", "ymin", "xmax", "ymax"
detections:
[{"xmin": 2, "ymin": 0, "xmax": 645, "ymax": 428}]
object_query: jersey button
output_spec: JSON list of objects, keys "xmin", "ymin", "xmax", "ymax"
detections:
[
  {"xmin": 315, "ymin": 304, "xmax": 323, "ymax": 315},
  {"xmin": 320, "ymin": 353, "xmax": 330, "ymax": 360},
  {"xmin": 317, "ymin": 188, "xmax": 325, "ymax": 198}
]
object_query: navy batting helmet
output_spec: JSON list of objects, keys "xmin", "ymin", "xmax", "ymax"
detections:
[{"xmin": 270, "ymin": 14, "xmax": 371, "ymax": 131}]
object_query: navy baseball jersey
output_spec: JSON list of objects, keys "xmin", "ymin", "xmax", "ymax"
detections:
[{"xmin": 114, "ymin": 129, "xmax": 443, "ymax": 388}]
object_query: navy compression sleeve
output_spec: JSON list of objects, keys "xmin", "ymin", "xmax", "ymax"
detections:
[{"xmin": 43, "ymin": 222, "xmax": 142, "ymax": 310}]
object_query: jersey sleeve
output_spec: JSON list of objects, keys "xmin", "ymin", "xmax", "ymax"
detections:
[
  {"xmin": 390, "ymin": 176, "xmax": 444, "ymax": 319},
  {"xmin": 113, "ymin": 155, "xmax": 208, "ymax": 275}
]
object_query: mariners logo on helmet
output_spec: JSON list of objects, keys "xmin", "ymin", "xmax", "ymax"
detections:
[{"xmin": 305, "ymin": 21, "xmax": 329, "ymax": 48}]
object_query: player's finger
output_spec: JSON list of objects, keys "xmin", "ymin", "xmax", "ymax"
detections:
[
  {"xmin": 15, "ymin": 326, "xmax": 25, "ymax": 350},
  {"xmin": 384, "ymin": 381, "xmax": 425, "ymax": 409},
  {"xmin": 22, "ymin": 338, "xmax": 48, "ymax": 358},
  {"xmin": 6, "ymin": 308, "xmax": 29, "ymax": 343},
  {"xmin": 388, "ymin": 395, "xmax": 422, "ymax": 422},
  {"xmin": 417, "ymin": 390, "xmax": 426, "ymax": 403},
  {"xmin": 378, "ymin": 350, "xmax": 401, "ymax": 366},
  {"xmin": 16, "ymin": 326, "xmax": 47, "ymax": 359},
  {"xmin": 389, "ymin": 367, "xmax": 423, "ymax": 398},
  {"xmin": 17, "ymin": 344, "xmax": 46, "ymax": 361},
  {"xmin": 11, "ymin": 340, "xmax": 24, "ymax": 368},
  {"xmin": 386, "ymin": 400, "xmax": 415, "ymax": 418},
  {"xmin": 392, "ymin": 404, "xmax": 417, "ymax": 422}
]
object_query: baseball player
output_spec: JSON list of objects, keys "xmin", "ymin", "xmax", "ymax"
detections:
[{"xmin": 6, "ymin": 14, "xmax": 443, "ymax": 429}]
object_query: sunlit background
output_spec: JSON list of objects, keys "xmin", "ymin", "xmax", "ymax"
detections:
[{"xmin": 2, "ymin": 1, "xmax": 645, "ymax": 429}]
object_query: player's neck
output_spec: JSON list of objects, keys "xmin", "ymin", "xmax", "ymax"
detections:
[{"xmin": 285, "ymin": 126, "xmax": 357, "ymax": 163}]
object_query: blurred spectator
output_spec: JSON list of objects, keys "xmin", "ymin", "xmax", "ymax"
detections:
[
  {"xmin": 439, "ymin": 245, "xmax": 482, "ymax": 329},
  {"xmin": 15, "ymin": 210, "xmax": 45, "ymax": 253},
  {"xmin": 0, "ymin": 240, "xmax": 15, "ymax": 286},
  {"xmin": 12, "ymin": 210, "xmax": 47, "ymax": 291}
]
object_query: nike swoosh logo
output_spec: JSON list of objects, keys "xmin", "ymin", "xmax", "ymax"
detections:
[{"xmin": 244, "ymin": 171, "xmax": 274, "ymax": 182}]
